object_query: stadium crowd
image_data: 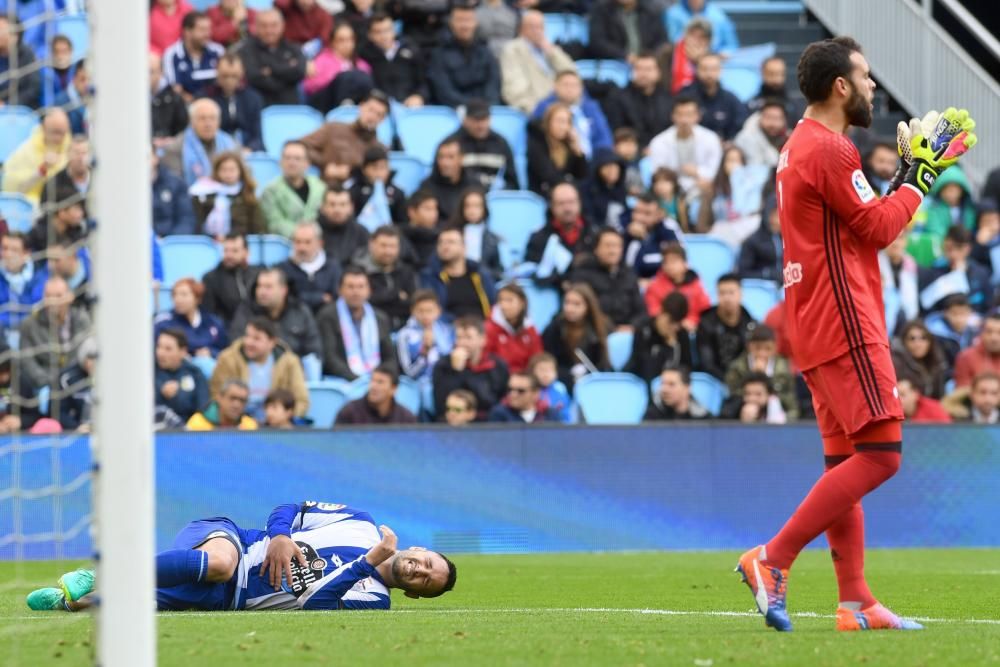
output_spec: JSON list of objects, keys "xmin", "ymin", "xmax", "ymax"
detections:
[{"xmin": 0, "ymin": 0, "xmax": 999, "ymax": 432}]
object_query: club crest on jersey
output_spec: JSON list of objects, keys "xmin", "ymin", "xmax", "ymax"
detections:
[
  {"xmin": 851, "ymin": 169, "xmax": 876, "ymax": 203},
  {"xmin": 283, "ymin": 541, "xmax": 327, "ymax": 597},
  {"xmin": 783, "ymin": 261, "xmax": 803, "ymax": 288}
]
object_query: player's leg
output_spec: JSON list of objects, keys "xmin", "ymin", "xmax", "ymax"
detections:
[{"xmin": 157, "ymin": 519, "xmax": 242, "ymax": 587}]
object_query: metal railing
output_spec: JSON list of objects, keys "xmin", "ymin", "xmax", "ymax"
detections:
[{"xmin": 803, "ymin": 0, "xmax": 999, "ymax": 183}]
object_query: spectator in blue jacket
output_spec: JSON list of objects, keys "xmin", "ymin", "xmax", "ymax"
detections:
[
  {"xmin": 397, "ymin": 289, "xmax": 454, "ymax": 383},
  {"xmin": 0, "ymin": 14, "xmax": 41, "ymax": 108},
  {"xmin": 276, "ymin": 221, "xmax": 342, "ymax": 314},
  {"xmin": 154, "ymin": 278, "xmax": 229, "ymax": 358},
  {"xmin": 0, "ymin": 232, "xmax": 46, "ymax": 331},
  {"xmin": 53, "ymin": 59, "xmax": 91, "ymax": 135},
  {"xmin": 208, "ymin": 53, "xmax": 264, "ymax": 153},
  {"xmin": 40, "ymin": 34, "xmax": 77, "ymax": 107},
  {"xmin": 152, "ymin": 151, "xmax": 196, "ymax": 237},
  {"xmin": 162, "ymin": 11, "xmax": 224, "ymax": 101},
  {"xmin": 680, "ymin": 53, "xmax": 747, "ymax": 141},
  {"xmin": 154, "ymin": 328, "xmax": 211, "ymax": 422},
  {"xmin": 488, "ymin": 372, "xmax": 561, "ymax": 423},
  {"xmin": 427, "ymin": 2, "xmax": 501, "ymax": 107},
  {"xmin": 533, "ymin": 71, "xmax": 613, "ymax": 160},
  {"xmin": 624, "ymin": 193, "xmax": 685, "ymax": 280},
  {"xmin": 666, "ymin": 0, "xmax": 739, "ymax": 53}
]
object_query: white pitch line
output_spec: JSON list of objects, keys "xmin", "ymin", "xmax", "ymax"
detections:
[{"xmin": 9, "ymin": 607, "xmax": 1000, "ymax": 625}]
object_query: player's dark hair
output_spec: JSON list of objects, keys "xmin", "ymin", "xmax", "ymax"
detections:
[
  {"xmin": 339, "ymin": 265, "xmax": 370, "ymax": 287},
  {"xmin": 749, "ymin": 325, "xmax": 776, "ymax": 344},
  {"xmin": 265, "ymin": 388, "xmax": 295, "ymax": 410},
  {"xmin": 372, "ymin": 364, "xmax": 399, "ymax": 386},
  {"xmin": 717, "ymin": 272, "xmax": 741, "ymax": 287},
  {"xmin": 420, "ymin": 553, "xmax": 457, "ymax": 598},
  {"xmin": 660, "ymin": 291, "xmax": 689, "ymax": 324},
  {"xmin": 246, "ymin": 316, "xmax": 278, "ymax": 340},
  {"xmin": 797, "ymin": 36, "xmax": 863, "ymax": 104},
  {"xmin": 742, "ymin": 371, "xmax": 773, "ymax": 394},
  {"xmin": 672, "ymin": 95, "xmax": 699, "ymax": 113},
  {"xmin": 945, "ymin": 224, "xmax": 972, "ymax": 246},
  {"xmin": 157, "ymin": 327, "xmax": 189, "ymax": 350}
]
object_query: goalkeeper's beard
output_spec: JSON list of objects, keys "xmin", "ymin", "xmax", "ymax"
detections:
[{"xmin": 846, "ymin": 83, "xmax": 872, "ymax": 128}]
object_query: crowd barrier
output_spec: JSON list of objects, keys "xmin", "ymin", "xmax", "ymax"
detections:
[{"xmin": 2, "ymin": 424, "xmax": 998, "ymax": 559}]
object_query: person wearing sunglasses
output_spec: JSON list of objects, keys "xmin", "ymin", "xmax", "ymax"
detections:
[{"xmin": 487, "ymin": 372, "xmax": 560, "ymax": 423}]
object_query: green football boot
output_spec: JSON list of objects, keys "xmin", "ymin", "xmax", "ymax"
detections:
[
  {"xmin": 59, "ymin": 568, "xmax": 95, "ymax": 602},
  {"xmin": 26, "ymin": 587, "xmax": 66, "ymax": 611}
]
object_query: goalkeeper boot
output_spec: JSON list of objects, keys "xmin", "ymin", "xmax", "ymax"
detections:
[
  {"xmin": 59, "ymin": 568, "xmax": 95, "ymax": 602},
  {"xmin": 26, "ymin": 587, "xmax": 67, "ymax": 611},
  {"xmin": 836, "ymin": 603, "xmax": 924, "ymax": 631},
  {"xmin": 735, "ymin": 545, "xmax": 792, "ymax": 631}
]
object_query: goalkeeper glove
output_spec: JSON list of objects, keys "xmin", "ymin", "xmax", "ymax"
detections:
[
  {"xmin": 887, "ymin": 108, "xmax": 975, "ymax": 194},
  {"xmin": 902, "ymin": 115, "xmax": 977, "ymax": 195}
]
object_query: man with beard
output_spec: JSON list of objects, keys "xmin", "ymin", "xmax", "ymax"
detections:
[
  {"xmin": 316, "ymin": 186, "xmax": 370, "ymax": 267},
  {"xmin": 863, "ymin": 141, "xmax": 900, "ymax": 196},
  {"xmin": 679, "ymin": 52, "xmax": 747, "ymax": 141},
  {"xmin": 734, "ymin": 37, "xmax": 976, "ymax": 633},
  {"xmin": 695, "ymin": 273, "xmax": 756, "ymax": 380},
  {"xmin": 734, "ymin": 99, "xmax": 789, "ymax": 168},
  {"xmin": 29, "ymin": 502, "xmax": 456, "ymax": 611},
  {"xmin": 747, "ymin": 56, "xmax": 803, "ymax": 124}
]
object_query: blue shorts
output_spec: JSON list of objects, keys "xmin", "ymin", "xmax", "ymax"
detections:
[{"xmin": 156, "ymin": 517, "xmax": 243, "ymax": 612}]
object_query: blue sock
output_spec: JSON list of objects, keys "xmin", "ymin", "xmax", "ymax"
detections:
[{"xmin": 156, "ymin": 549, "xmax": 209, "ymax": 587}]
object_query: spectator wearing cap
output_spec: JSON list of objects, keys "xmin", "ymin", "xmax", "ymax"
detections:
[
  {"xmin": 625, "ymin": 291, "xmax": 693, "ymax": 383},
  {"xmin": 349, "ymin": 146, "xmax": 408, "ymax": 225},
  {"xmin": 308, "ymin": 188, "xmax": 367, "ymax": 270},
  {"xmin": 187, "ymin": 378, "xmax": 259, "ymax": 430},
  {"xmin": 261, "ymin": 141, "xmax": 326, "ymax": 238},
  {"xmin": 445, "ymin": 100, "xmax": 518, "ymax": 191},
  {"xmin": 2, "ymin": 108, "xmax": 71, "ymax": 205},
  {"xmin": 605, "ymin": 53, "xmax": 674, "ymax": 148},
  {"xmin": 433, "ymin": 315, "xmax": 509, "ymax": 421},
  {"xmin": 648, "ymin": 96, "xmax": 722, "ymax": 203},
  {"xmin": 499, "ymin": 10, "xmax": 576, "ymax": 115},
  {"xmin": 897, "ymin": 374, "xmax": 952, "ymax": 424},
  {"xmin": 488, "ymin": 372, "xmax": 560, "ymax": 423},
  {"xmin": 418, "ymin": 138, "xmax": 480, "ymax": 222},
  {"xmin": 154, "ymin": 278, "xmax": 230, "ymax": 358},
  {"xmin": 971, "ymin": 198, "xmax": 1000, "ymax": 274},
  {"xmin": 734, "ymin": 100, "xmax": 789, "ymax": 168},
  {"xmin": 525, "ymin": 182, "xmax": 598, "ymax": 287},
  {"xmin": 359, "ymin": 12, "xmax": 428, "ymax": 107},
  {"xmin": 0, "ymin": 233, "xmax": 46, "ymax": 331},
  {"xmin": 695, "ymin": 273, "xmax": 755, "ymax": 380},
  {"xmin": 354, "ymin": 225, "xmax": 417, "ymax": 331},
  {"xmin": 202, "ymin": 233, "xmax": 261, "ymax": 327},
  {"xmin": 299, "ymin": 90, "xmax": 389, "ymax": 176},
  {"xmin": 161, "ymin": 99, "xmax": 239, "ymax": 187},
  {"xmin": 725, "ymin": 325, "xmax": 799, "ymax": 420},
  {"xmin": 275, "ymin": 0, "xmax": 333, "ymax": 48},
  {"xmin": 317, "ymin": 266, "xmax": 397, "ymax": 381},
  {"xmin": 150, "ymin": 53, "xmax": 189, "ymax": 145},
  {"xmin": 304, "ymin": 21, "xmax": 374, "ymax": 113},
  {"xmin": 427, "ymin": 2, "xmax": 501, "ymax": 107},
  {"xmin": 588, "ymin": 0, "xmax": 668, "ymax": 63},
  {"xmin": 666, "ymin": 0, "xmax": 738, "ymax": 52},
  {"xmin": 918, "ymin": 225, "xmax": 992, "ymax": 314},
  {"xmin": 18, "ymin": 276, "xmax": 92, "ymax": 392},
  {"xmin": 239, "ymin": 9, "xmax": 308, "ymax": 107},
  {"xmin": 207, "ymin": 0, "xmax": 257, "ymax": 47},
  {"xmin": 624, "ymin": 194, "xmax": 685, "ymax": 281},
  {"xmin": 335, "ymin": 365, "xmax": 417, "ymax": 425},
  {"xmin": 229, "ymin": 268, "xmax": 323, "ymax": 360},
  {"xmin": 209, "ymin": 54, "xmax": 265, "ymax": 153},
  {"xmin": 54, "ymin": 336, "xmax": 98, "ymax": 431},
  {"xmin": 645, "ymin": 244, "xmax": 711, "ymax": 327},
  {"xmin": 276, "ymin": 221, "xmax": 342, "ymax": 314},
  {"xmin": 669, "ymin": 18, "xmax": 711, "ymax": 95},
  {"xmin": 162, "ymin": 11, "xmax": 225, "ymax": 102},
  {"xmin": 0, "ymin": 14, "xmax": 42, "ymax": 108},
  {"xmin": 569, "ymin": 228, "xmax": 644, "ymax": 330},
  {"xmin": 533, "ymin": 71, "xmax": 612, "ymax": 161},
  {"xmin": 421, "ymin": 227, "xmax": 496, "ymax": 322},
  {"xmin": 644, "ymin": 368, "xmax": 710, "ymax": 421},
  {"xmin": 152, "ymin": 150, "xmax": 197, "ymax": 238},
  {"xmin": 154, "ymin": 329, "xmax": 211, "ymax": 423},
  {"xmin": 747, "ymin": 56, "xmax": 802, "ymax": 124},
  {"xmin": 925, "ymin": 294, "xmax": 981, "ymax": 369},
  {"xmin": 679, "ymin": 53, "xmax": 747, "ymax": 141},
  {"xmin": 943, "ymin": 371, "xmax": 1000, "ymax": 424},
  {"xmin": 212, "ymin": 316, "xmax": 309, "ymax": 420},
  {"xmin": 954, "ymin": 313, "xmax": 1000, "ymax": 388}
]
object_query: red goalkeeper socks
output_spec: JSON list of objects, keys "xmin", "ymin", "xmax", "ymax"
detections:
[
  {"xmin": 764, "ymin": 447, "xmax": 901, "ymax": 571},
  {"xmin": 826, "ymin": 500, "xmax": 877, "ymax": 608}
]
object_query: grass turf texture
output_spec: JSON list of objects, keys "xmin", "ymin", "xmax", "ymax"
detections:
[{"xmin": 3, "ymin": 549, "xmax": 999, "ymax": 666}]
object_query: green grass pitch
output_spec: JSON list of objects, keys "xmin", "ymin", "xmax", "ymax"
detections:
[{"xmin": 3, "ymin": 549, "xmax": 999, "ymax": 666}]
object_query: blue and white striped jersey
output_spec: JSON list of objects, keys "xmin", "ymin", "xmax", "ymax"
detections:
[{"xmin": 235, "ymin": 502, "xmax": 390, "ymax": 611}]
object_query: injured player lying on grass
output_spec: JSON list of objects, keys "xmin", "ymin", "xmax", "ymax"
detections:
[{"xmin": 27, "ymin": 501, "xmax": 457, "ymax": 612}]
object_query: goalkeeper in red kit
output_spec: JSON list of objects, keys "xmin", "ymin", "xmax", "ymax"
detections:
[{"xmin": 735, "ymin": 36, "xmax": 977, "ymax": 633}]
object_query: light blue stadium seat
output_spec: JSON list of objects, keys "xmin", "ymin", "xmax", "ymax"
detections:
[
  {"xmin": 156, "ymin": 284, "xmax": 174, "ymax": 313},
  {"xmin": 395, "ymin": 106, "xmax": 460, "ymax": 165},
  {"xmin": 543, "ymin": 13, "xmax": 590, "ymax": 45},
  {"xmin": 189, "ymin": 0, "xmax": 215, "ymax": 8},
  {"xmin": 190, "ymin": 355, "xmax": 217, "ymax": 380},
  {"xmin": 0, "ymin": 193, "xmax": 35, "ymax": 233},
  {"xmin": 388, "ymin": 152, "xmax": 428, "ymax": 196},
  {"xmin": 689, "ymin": 371, "xmax": 728, "ymax": 416},
  {"xmin": 574, "ymin": 60, "xmax": 631, "ymax": 87},
  {"xmin": 325, "ymin": 106, "xmax": 394, "ymax": 146},
  {"xmin": 490, "ymin": 106, "xmax": 528, "ymax": 158},
  {"xmin": 245, "ymin": 153, "xmax": 281, "ymax": 197},
  {"xmin": 518, "ymin": 281, "xmax": 561, "ymax": 331},
  {"xmin": 741, "ymin": 278, "xmax": 780, "ymax": 322},
  {"xmin": 721, "ymin": 67, "xmax": 762, "ymax": 104},
  {"xmin": 639, "ymin": 156, "xmax": 653, "ymax": 188},
  {"xmin": 262, "ymin": 105, "xmax": 324, "ymax": 159},
  {"xmin": 55, "ymin": 14, "xmax": 89, "ymax": 62},
  {"xmin": 159, "ymin": 236, "xmax": 222, "ymax": 285},
  {"xmin": 301, "ymin": 354, "xmax": 322, "ymax": 383},
  {"xmin": 246, "ymin": 0, "xmax": 276, "ymax": 9},
  {"xmin": 685, "ymin": 235, "xmax": 735, "ymax": 301},
  {"xmin": 395, "ymin": 376, "xmax": 422, "ymax": 416},
  {"xmin": 724, "ymin": 42, "xmax": 777, "ymax": 70},
  {"xmin": 487, "ymin": 190, "xmax": 547, "ymax": 271},
  {"xmin": 306, "ymin": 381, "xmax": 350, "ymax": 428},
  {"xmin": 0, "ymin": 106, "xmax": 38, "ymax": 164},
  {"xmin": 606, "ymin": 331, "xmax": 633, "ymax": 371},
  {"xmin": 246, "ymin": 234, "xmax": 291, "ymax": 266},
  {"xmin": 574, "ymin": 372, "xmax": 648, "ymax": 424}
]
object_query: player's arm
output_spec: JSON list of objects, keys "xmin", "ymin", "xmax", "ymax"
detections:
[
  {"xmin": 298, "ymin": 525, "xmax": 397, "ymax": 610},
  {"xmin": 263, "ymin": 501, "xmax": 356, "ymax": 590}
]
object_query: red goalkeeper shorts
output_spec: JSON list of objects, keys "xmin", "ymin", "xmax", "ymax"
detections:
[{"xmin": 803, "ymin": 343, "xmax": 904, "ymax": 441}]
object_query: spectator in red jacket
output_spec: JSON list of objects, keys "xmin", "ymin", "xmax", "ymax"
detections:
[
  {"xmin": 274, "ymin": 0, "xmax": 332, "ymax": 47},
  {"xmin": 954, "ymin": 313, "xmax": 1000, "ymax": 388},
  {"xmin": 644, "ymin": 244, "xmax": 711, "ymax": 329},
  {"xmin": 207, "ymin": 0, "xmax": 257, "ymax": 47},
  {"xmin": 898, "ymin": 374, "xmax": 952, "ymax": 423},
  {"xmin": 484, "ymin": 283, "xmax": 543, "ymax": 374},
  {"xmin": 150, "ymin": 0, "xmax": 195, "ymax": 56}
]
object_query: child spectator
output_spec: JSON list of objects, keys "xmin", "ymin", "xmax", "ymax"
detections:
[
  {"xmin": 528, "ymin": 352, "xmax": 572, "ymax": 423},
  {"xmin": 190, "ymin": 151, "xmax": 266, "ymax": 239},
  {"xmin": 720, "ymin": 371, "xmax": 787, "ymax": 424},
  {"xmin": 626, "ymin": 292, "xmax": 692, "ymax": 382},
  {"xmin": 398, "ymin": 290, "xmax": 455, "ymax": 383},
  {"xmin": 541, "ymin": 283, "xmax": 610, "ymax": 389},
  {"xmin": 644, "ymin": 244, "xmax": 710, "ymax": 328},
  {"xmin": 153, "ymin": 278, "xmax": 229, "ymax": 358},
  {"xmin": 263, "ymin": 388, "xmax": 296, "ymax": 429},
  {"xmin": 444, "ymin": 389, "xmax": 478, "ymax": 426},
  {"xmin": 891, "ymin": 320, "xmax": 949, "ymax": 399},
  {"xmin": 484, "ymin": 283, "xmax": 543, "ymax": 374},
  {"xmin": 925, "ymin": 294, "xmax": 981, "ymax": 369},
  {"xmin": 897, "ymin": 374, "xmax": 952, "ymax": 424},
  {"xmin": 650, "ymin": 167, "xmax": 692, "ymax": 232},
  {"xmin": 613, "ymin": 128, "xmax": 644, "ymax": 197},
  {"xmin": 350, "ymin": 146, "xmax": 408, "ymax": 227},
  {"xmin": 449, "ymin": 187, "xmax": 503, "ymax": 279},
  {"xmin": 919, "ymin": 225, "xmax": 992, "ymax": 314},
  {"xmin": 723, "ymin": 325, "xmax": 797, "ymax": 420},
  {"xmin": 581, "ymin": 148, "xmax": 629, "ymax": 229}
]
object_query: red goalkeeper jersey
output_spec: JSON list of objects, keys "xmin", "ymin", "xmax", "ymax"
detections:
[{"xmin": 776, "ymin": 118, "xmax": 924, "ymax": 371}]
